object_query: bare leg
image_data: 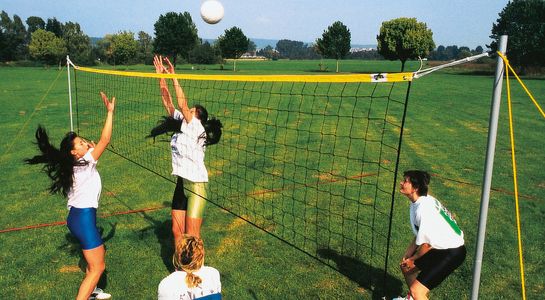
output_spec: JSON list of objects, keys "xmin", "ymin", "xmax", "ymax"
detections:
[
  {"xmin": 186, "ymin": 217, "xmax": 203, "ymax": 238},
  {"xmin": 409, "ymin": 279, "xmax": 430, "ymax": 300},
  {"xmin": 76, "ymin": 245, "xmax": 106, "ymax": 300},
  {"xmin": 171, "ymin": 210, "xmax": 186, "ymax": 245},
  {"xmin": 401, "ymin": 265, "xmax": 420, "ymax": 299}
]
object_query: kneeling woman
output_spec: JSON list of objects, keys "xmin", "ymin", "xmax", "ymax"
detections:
[{"xmin": 26, "ymin": 92, "xmax": 115, "ymax": 300}]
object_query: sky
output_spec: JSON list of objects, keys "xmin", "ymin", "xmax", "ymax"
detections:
[{"xmin": 1, "ymin": 0, "xmax": 509, "ymax": 49}]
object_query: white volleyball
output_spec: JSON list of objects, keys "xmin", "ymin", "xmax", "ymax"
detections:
[{"xmin": 200, "ymin": 0, "xmax": 224, "ymax": 24}]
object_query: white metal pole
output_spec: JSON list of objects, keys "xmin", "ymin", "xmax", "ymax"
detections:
[
  {"xmin": 470, "ymin": 35, "xmax": 508, "ymax": 300},
  {"xmin": 67, "ymin": 56, "xmax": 74, "ymax": 132}
]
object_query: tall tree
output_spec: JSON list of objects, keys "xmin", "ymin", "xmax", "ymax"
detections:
[
  {"xmin": 315, "ymin": 21, "xmax": 351, "ymax": 72},
  {"xmin": 153, "ymin": 12, "xmax": 198, "ymax": 65},
  {"xmin": 376, "ymin": 17, "xmax": 435, "ymax": 71},
  {"xmin": 26, "ymin": 16, "xmax": 45, "ymax": 43},
  {"xmin": 45, "ymin": 17, "xmax": 63, "ymax": 37},
  {"xmin": 62, "ymin": 22, "xmax": 93, "ymax": 65},
  {"xmin": 188, "ymin": 41, "xmax": 220, "ymax": 64},
  {"xmin": 29, "ymin": 29, "xmax": 66, "ymax": 65},
  {"xmin": 95, "ymin": 34, "xmax": 113, "ymax": 63},
  {"xmin": 276, "ymin": 39, "xmax": 305, "ymax": 59},
  {"xmin": 217, "ymin": 26, "xmax": 249, "ymax": 71},
  {"xmin": 0, "ymin": 11, "xmax": 27, "ymax": 61},
  {"xmin": 137, "ymin": 31, "xmax": 154, "ymax": 65},
  {"xmin": 110, "ymin": 31, "xmax": 139, "ymax": 65},
  {"xmin": 257, "ymin": 45, "xmax": 277, "ymax": 59},
  {"xmin": 491, "ymin": 0, "xmax": 545, "ymax": 71}
]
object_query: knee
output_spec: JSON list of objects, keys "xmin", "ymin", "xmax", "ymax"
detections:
[
  {"xmin": 88, "ymin": 261, "xmax": 106, "ymax": 274},
  {"xmin": 409, "ymin": 284, "xmax": 428, "ymax": 300}
]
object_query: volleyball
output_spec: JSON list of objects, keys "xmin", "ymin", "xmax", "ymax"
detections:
[{"xmin": 200, "ymin": 0, "xmax": 224, "ymax": 24}]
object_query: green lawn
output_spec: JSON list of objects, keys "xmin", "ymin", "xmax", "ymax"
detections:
[{"xmin": 0, "ymin": 60, "xmax": 543, "ymax": 299}]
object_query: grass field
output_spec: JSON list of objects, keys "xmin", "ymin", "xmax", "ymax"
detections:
[{"xmin": 0, "ymin": 59, "xmax": 544, "ymax": 299}]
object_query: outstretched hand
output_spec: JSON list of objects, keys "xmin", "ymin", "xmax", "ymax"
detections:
[
  {"xmin": 153, "ymin": 55, "xmax": 167, "ymax": 74},
  {"xmin": 100, "ymin": 91, "xmax": 115, "ymax": 113},
  {"xmin": 162, "ymin": 56, "xmax": 175, "ymax": 74}
]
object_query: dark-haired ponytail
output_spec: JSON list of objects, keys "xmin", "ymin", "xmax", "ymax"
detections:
[
  {"xmin": 25, "ymin": 125, "xmax": 77, "ymax": 197},
  {"xmin": 147, "ymin": 116, "xmax": 183, "ymax": 141},
  {"xmin": 203, "ymin": 117, "xmax": 222, "ymax": 146}
]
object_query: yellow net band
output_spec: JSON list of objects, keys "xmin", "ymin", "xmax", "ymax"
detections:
[{"xmin": 75, "ymin": 66, "xmax": 414, "ymax": 83}]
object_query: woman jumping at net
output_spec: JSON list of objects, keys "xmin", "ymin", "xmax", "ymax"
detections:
[
  {"xmin": 150, "ymin": 55, "xmax": 222, "ymax": 243},
  {"xmin": 395, "ymin": 170, "xmax": 466, "ymax": 300},
  {"xmin": 26, "ymin": 92, "xmax": 115, "ymax": 300}
]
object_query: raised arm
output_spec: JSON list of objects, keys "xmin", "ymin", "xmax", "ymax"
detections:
[
  {"xmin": 154, "ymin": 55, "xmax": 175, "ymax": 116},
  {"xmin": 163, "ymin": 57, "xmax": 193, "ymax": 123},
  {"xmin": 91, "ymin": 92, "xmax": 115, "ymax": 161}
]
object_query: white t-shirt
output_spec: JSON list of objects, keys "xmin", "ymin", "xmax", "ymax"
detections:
[
  {"xmin": 410, "ymin": 195, "xmax": 464, "ymax": 249},
  {"xmin": 171, "ymin": 110, "xmax": 208, "ymax": 183},
  {"xmin": 158, "ymin": 266, "xmax": 221, "ymax": 300},
  {"xmin": 67, "ymin": 149, "xmax": 101, "ymax": 209}
]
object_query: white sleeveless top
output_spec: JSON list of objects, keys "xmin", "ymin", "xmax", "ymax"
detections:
[
  {"xmin": 171, "ymin": 109, "xmax": 208, "ymax": 182},
  {"xmin": 67, "ymin": 149, "xmax": 101, "ymax": 209}
]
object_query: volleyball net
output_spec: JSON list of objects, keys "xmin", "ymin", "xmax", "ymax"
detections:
[{"xmin": 70, "ymin": 60, "xmax": 414, "ymax": 292}]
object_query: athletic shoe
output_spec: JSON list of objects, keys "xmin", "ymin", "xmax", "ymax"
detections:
[
  {"xmin": 392, "ymin": 293, "xmax": 412, "ymax": 300},
  {"xmin": 89, "ymin": 287, "xmax": 112, "ymax": 300}
]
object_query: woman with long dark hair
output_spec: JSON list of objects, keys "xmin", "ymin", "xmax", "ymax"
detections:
[
  {"xmin": 150, "ymin": 55, "xmax": 222, "ymax": 243},
  {"xmin": 26, "ymin": 92, "xmax": 115, "ymax": 300}
]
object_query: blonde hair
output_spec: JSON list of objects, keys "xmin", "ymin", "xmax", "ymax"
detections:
[{"xmin": 173, "ymin": 235, "xmax": 205, "ymax": 288}]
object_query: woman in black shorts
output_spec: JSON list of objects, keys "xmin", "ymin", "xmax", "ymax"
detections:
[{"xmin": 397, "ymin": 170, "xmax": 466, "ymax": 300}]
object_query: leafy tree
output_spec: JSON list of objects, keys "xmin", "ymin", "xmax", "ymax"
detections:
[
  {"xmin": 95, "ymin": 34, "xmax": 113, "ymax": 63},
  {"xmin": 475, "ymin": 45, "xmax": 484, "ymax": 54},
  {"xmin": 217, "ymin": 26, "xmax": 249, "ymax": 71},
  {"xmin": 188, "ymin": 41, "xmax": 220, "ymax": 64},
  {"xmin": 62, "ymin": 22, "xmax": 93, "ymax": 65},
  {"xmin": 444, "ymin": 45, "xmax": 459, "ymax": 60},
  {"xmin": 247, "ymin": 40, "xmax": 257, "ymax": 52},
  {"xmin": 315, "ymin": 21, "xmax": 351, "ymax": 72},
  {"xmin": 110, "ymin": 31, "xmax": 139, "ymax": 65},
  {"xmin": 0, "ymin": 11, "xmax": 28, "ymax": 61},
  {"xmin": 153, "ymin": 12, "xmax": 198, "ymax": 65},
  {"xmin": 137, "ymin": 31, "xmax": 154, "ymax": 65},
  {"xmin": 377, "ymin": 17, "xmax": 435, "ymax": 71},
  {"xmin": 276, "ymin": 39, "xmax": 309, "ymax": 59},
  {"xmin": 45, "ymin": 17, "xmax": 63, "ymax": 37},
  {"xmin": 257, "ymin": 45, "xmax": 278, "ymax": 59},
  {"xmin": 26, "ymin": 16, "xmax": 45, "ymax": 37},
  {"xmin": 29, "ymin": 29, "xmax": 66, "ymax": 65},
  {"xmin": 457, "ymin": 46, "xmax": 472, "ymax": 59},
  {"xmin": 491, "ymin": 0, "xmax": 545, "ymax": 71}
]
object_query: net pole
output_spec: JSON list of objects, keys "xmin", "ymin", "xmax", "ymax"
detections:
[
  {"xmin": 470, "ymin": 35, "xmax": 508, "ymax": 300},
  {"xmin": 382, "ymin": 81, "xmax": 413, "ymax": 296},
  {"xmin": 66, "ymin": 55, "xmax": 74, "ymax": 132}
]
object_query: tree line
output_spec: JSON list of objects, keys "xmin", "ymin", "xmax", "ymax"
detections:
[{"xmin": 1, "ymin": 0, "xmax": 544, "ymax": 72}]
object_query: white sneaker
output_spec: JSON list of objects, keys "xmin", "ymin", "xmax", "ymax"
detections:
[
  {"xmin": 90, "ymin": 287, "xmax": 112, "ymax": 300},
  {"xmin": 392, "ymin": 293, "xmax": 412, "ymax": 300}
]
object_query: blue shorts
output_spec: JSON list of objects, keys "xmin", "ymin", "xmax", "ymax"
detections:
[{"xmin": 67, "ymin": 207, "xmax": 103, "ymax": 250}]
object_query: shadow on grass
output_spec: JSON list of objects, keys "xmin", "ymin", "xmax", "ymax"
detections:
[
  {"xmin": 317, "ymin": 249, "xmax": 403, "ymax": 300},
  {"xmin": 137, "ymin": 201, "xmax": 175, "ymax": 273},
  {"xmin": 60, "ymin": 222, "xmax": 117, "ymax": 291}
]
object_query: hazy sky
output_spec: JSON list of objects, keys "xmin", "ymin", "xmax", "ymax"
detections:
[{"xmin": 1, "ymin": 0, "xmax": 509, "ymax": 48}]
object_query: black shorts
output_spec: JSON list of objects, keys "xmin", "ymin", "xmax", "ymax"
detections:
[
  {"xmin": 415, "ymin": 245, "xmax": 466, "ymax": 290},
  {"xmin": 172, "ymin": 176, "xmax": 188, "ymax": 210}
]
